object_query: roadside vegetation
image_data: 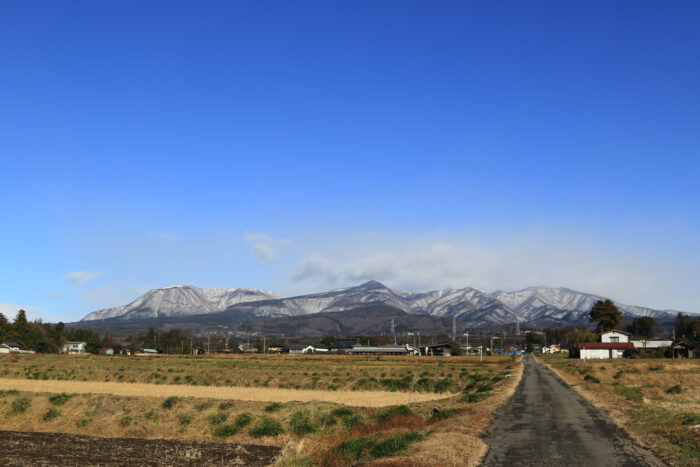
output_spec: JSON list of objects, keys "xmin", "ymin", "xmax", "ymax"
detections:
[
  {"xmin": 541, "ymin": 354, "xmax": 700, "ymax": 465},
  {"xmin": 0, "ymin": 354, "xmax": 523, "ymax": 466}
]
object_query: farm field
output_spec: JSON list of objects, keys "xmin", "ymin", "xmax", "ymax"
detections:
[
  {"xmin": 540, "ymin": 354, "xmax": 700, "ymax": 466},
  {"xmin": 2, "ymin": 353, "xmax": 500, "ymax": 393},
  {"xmin": 0, "ymin": 353, "xmax": 523, "ymax": 466}
]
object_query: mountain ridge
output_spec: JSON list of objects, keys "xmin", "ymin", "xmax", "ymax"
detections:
[{"xmin": 81, "ymin": 281, "xmax": 681, "ymax": 328}]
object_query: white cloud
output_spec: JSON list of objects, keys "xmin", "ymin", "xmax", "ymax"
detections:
[
  {"xmin": 61, "ymin": 271, "xmax": 104, "ymax": 287},
  {"xmin": 292, "ymin": 254, "xmax": 338, "ymax": 283},
  {"xmin": 286, "ymin": 231, "xmax": 688, "ymax": 310},
  {"xmin": 244, "ymin": 232, "xmax": 291, "ymax": 263}
]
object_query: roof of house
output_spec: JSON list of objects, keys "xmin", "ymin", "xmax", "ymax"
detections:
[
  {"xmin": 424, "ymin": 343, "xmax": 452, "ymax": 349},
  {"xmin": 578, "ymin": 342, "xmax": 634, "ymax": 349},
  {"xmin": 601, "ymin": 330, "xmax": 631, "ymax": 336},
  {"xmin": 348, "ymin": 346, "xmax": 408, "ymax": 354},
  {"xmin": 2, "ymin": 342, "xmax": 21, "ymax": 348},
  {"xmin": 330, "ymin": 339, "xmax": 358, "ymax": 349}
]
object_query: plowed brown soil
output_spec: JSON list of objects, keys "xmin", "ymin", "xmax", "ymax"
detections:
[{"xmin": 0, "ymin": 430, "xmax": 280, "ymax": 466}]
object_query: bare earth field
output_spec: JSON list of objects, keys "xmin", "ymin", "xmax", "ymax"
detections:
[
  {"xmin": 0, "ymin": 353, "xmax": 523, "ymax": 466},
  {"xmin": 0, "ymin": 430, "xmax": 280, "ymax": 466},
  {"xmin": 540, "ymin": 354, "xmax": 700, "ymax": 466}
]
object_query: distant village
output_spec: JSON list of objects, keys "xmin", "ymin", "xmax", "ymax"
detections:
[{"xmin": 2, "ymin": 329, "xmax": 696, "ymax": 360}]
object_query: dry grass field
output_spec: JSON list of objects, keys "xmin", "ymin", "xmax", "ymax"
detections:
[
  {"xmin": 540, "ymin": 354, "xmax": 700, "ymax": 466},
  {"xmin": 2, "ymin": 353, "xmax": 499, "ymax": 392},
  {"xmin": 0, "ymin": 353, "xmax": 523, "ymax": 466}
]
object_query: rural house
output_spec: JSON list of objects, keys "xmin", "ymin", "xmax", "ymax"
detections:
[
  {"xmin": 62, "ymin": 341, "xmax": 87, "ymax": 354},
  {"xmin": 601, "ymin": 330, "xmax": 630, "ymax": 343}
]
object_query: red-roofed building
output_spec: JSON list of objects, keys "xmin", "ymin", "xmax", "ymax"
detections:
[{"xmin": 578, "ymin": 341, "xmax": 634, "ymax": 359}]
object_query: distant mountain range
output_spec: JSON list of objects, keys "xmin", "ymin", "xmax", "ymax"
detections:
[{"xmin": 80, "ymin": 281, "xmax": 679, "ymax": 331}]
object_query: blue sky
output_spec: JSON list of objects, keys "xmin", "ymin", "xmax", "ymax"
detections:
[{"xmin": 1, "ymin": 1, "xmax": 698, "ymax": 322}]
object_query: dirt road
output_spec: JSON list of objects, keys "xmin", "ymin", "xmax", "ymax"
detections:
[
  {"xmin": 0, "ymin": 377, "xmax": 447, "ymax": 407},
  {"xmin": 0, "ymin": 430, "xmax": 280, "ymax": 466},
  {"xmin": 482, "ymin": 355, "xmax": 664, "ymax": 466}
]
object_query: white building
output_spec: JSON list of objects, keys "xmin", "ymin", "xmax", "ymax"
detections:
[
  {"xmin": 631, "ymin": 339, "xmax": 673, "ymax": 349},
  {"xmin": 601, "ymin": 330, "xmax": 630, "ymax": 343},
  {"xmin": 62, "ymin": 341, "xmax": 87, "ymax": 354}
]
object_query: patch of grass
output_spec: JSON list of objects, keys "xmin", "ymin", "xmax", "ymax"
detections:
[
  {"xmin": 264, "ymin": 402, "xmax": 283, "ymax": 412},
  {"xmin": 119, "ymin": 415, "xmax": 132, "ymax": 426},
  {"xmin": 48, "ymin": 393, "xmax": 72, "ymax": 406},
  {"xmin": 162, "ymin": 396, "xmax": 179, "ymax": 409},
  {"xmin": 336, "ymin": 431, "xmax": 426, "ymax": 462},
  {"xmin": 212, "ymin": 412, "xmax": 253, "ymax": 437},
  {"xmin": 249, "ymin": 416, "xmax": 284, "ymax": 437},
  {"xmin": 342, "ymin": 413, "xmax": 363, "ymax": 428},
  {"xmin": 584, "ymin": 374, "xmax": 601, "ymax": 384},
  {"xmin": 374, "ymin": 405, "xmax": 411, "ymax": 421},
  {"xmin": 329, "ymin": 407, "xmax": 354, "ymax": 418},
  {"xmin": 213, "ymin": 424, "xmax": 240, "ymax": 438},
  {"xmin": 477, "ymin": 383, "xmax": 493, "ymax": 392},
  {"xmin": 431, "ymin": 408, "xmax": 458, "ymax": 420},
  {"xmin": 666, "ymin": 384, "xmax": 683, "ymax": 394},
  {"xmin": 462, "ymin": 391, "xmax": 490, "ymax": 403},
  {"xmin": 337, "ymin": 435, "xmax": 376, "ymax": 461},
  {"xmin": 218, "ymin": 401, "xmax": 234, "ymax": 410},
  {"xmin": 207, "ymin": 412, "xmax": 228, "ymax": 426},
  {"xmin": 681, "ymin": 413, "xmax": 700, "ymax": 426},
  {"xmin": 179, "ymin": 414, "xmax": 193, "ymax": 426},
  {"xmin": 369, "ymin": 431, "xmax": 425, "ymax": 459},
  {"xmin": 234, "ymin": 412, "xmax": 253, "ymax": 428},
  {"xmin": 10, "ymin": 396, "xmax": 31, "ymax": 414},
  {"xmin": 614, "ymin": 385, "xmax": 643, "ymax": 403},
  {"xmin": 194, "ymin": 402, "xmax": 212, "ymax": 411},
  {"xmin": 290, "ymin": 410, "xmax": 316, "ymax": 435},
  {"xmin": 42, "ymin": 407, "xmax": 60, "ymax": 421},
  {"xmin": 433, "ymin": 378, "xmax": 454, "ymax": 393}
]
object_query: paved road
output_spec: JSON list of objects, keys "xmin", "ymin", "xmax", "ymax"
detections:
[{"xmin": 482, "ymin": 355, "xmax": 664, "ymax": 466}]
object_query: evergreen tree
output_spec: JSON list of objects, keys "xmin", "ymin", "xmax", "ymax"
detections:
[{"xmin": 589, "ymin": 299, "xmax": 621, "ymax": 334}]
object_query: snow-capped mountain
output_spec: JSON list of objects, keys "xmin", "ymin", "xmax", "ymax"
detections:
[
  {"xmin": 81, "ymin": 285, "xmax": 281, "ymax": 321},
  {"xmin": 490, "ymin": 287, "xmax": 672, "ymax": 323},
  {"xmin": 80, "ymin": 281, "xmax": 679, "ymax": 328}
]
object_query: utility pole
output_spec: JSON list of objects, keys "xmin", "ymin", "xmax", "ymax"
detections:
[
  {"xmin": 391, "ymin": 319, "xmax": 396, "ymax": 345},
  {"xmin": 480, "ymin": 344, "xmax": 483, "ymax": 362},
  {"xmin": 263, "ymin": 336, "xmax": 266, "ymax": 354},
  {"xmin": 464, "ymin": 332, "xmax": 469, "ymax": 352},
  {"xmin": 207, "ymin": 334, "xmax": 211, "ymax": 354},
  {"xmin": 452, "ymin": 316, "xmax": 456, "ymax": 342},
  {"xmin": 418, "ymin": 332, "xmax": 421, "ymax": 348}
]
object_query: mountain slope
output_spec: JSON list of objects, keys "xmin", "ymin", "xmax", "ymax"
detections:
[
  {"xmin": 491, "ymin": 287, "xmax": 673, "ymax": 323},
  {"xmin": 81, "ymin": 285, "xmax": 281, "ymax": 321}
]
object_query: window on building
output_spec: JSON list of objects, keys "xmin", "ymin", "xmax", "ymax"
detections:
[{"xmin": 610, "ymin": 336, "xmax": 619, "ymax": 343}]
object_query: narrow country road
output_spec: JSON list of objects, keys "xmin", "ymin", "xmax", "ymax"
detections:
[{"xmin": 482, "ymin": 355, "xmax": 664, "ymax": 467}]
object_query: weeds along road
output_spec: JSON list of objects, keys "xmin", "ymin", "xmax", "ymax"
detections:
[{"xmin": 482, "ymin": 355, "xmax": 664, "ymax": 467}]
